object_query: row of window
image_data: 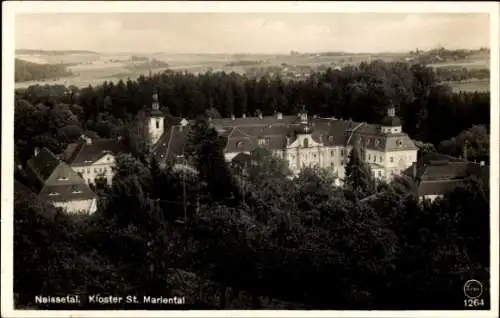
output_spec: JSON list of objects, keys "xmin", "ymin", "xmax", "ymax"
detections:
[
  {"xmin": 48, "ymin": 188, "xmax": 83, "ymax": 196},
  {"xmin": 76, "ymin": 167, "xmax": 112, "ymax": 175}
]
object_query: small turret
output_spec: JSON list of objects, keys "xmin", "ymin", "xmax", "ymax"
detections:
[{"xmin": 380, "ymin": 104, "xmax": 402, "ymax": 134}]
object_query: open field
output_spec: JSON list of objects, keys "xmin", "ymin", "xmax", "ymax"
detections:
[
  {"xmin": 14, "ymin": 51, "xmax": 490, "ymax": 90},
  {"xmin": 429, "ymin": 59, "xmax": 490, "ymax": 70},
  {"xmin": 446, "ymin": 79, "xmax": 490, "ymax": 93}
]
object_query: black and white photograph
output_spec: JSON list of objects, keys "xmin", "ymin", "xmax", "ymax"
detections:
[{"xmin": 2, "ymin": 1, "xmax": 499, "ymax": 316}]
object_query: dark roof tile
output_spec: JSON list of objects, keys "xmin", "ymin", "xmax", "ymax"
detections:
[{"xmin": 27, "ymin": 148, "xmax": 61, "ymax": 181}]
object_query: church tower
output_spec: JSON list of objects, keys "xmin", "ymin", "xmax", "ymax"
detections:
[{"xmin": 148, "ymin": 87, "xmax": 165, "ymax": 146}]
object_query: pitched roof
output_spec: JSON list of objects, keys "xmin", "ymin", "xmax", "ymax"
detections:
[
  {"xmin": 27, "ymin": 148, "xmax": 61, "ymax": 181},
  {"xmin": 39, "ymin": 183, "xmax": 96, "ymax": 203},
  {"xmin": 153, "ymin": 125, "xmax": 191, "ymax": 163},
  {"xmin": 402, "ymin": 152, "xmax": 490, "ymax": 197},
  {"xmin": 417, "ymin": 179, "xmax": 464, "ymax": 196},
  {"xmin": 62, "ymin": 138, "xmax": 126, "ymax": 166},
  {"xmin": 26, "ymin": 147, "xmax": 97, "ymax": 203}
]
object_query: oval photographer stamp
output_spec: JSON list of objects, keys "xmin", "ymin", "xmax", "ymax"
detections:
[{"xmin": 463, "ymin": 279, "xmax": 483, "ymax": 299}]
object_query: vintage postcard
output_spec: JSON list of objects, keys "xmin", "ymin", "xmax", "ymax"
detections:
[{"xmin": 2, "ymin": 1, "xmax": 499, "ymax": 317}]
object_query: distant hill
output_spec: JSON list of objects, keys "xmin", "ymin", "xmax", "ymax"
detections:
[
  {"xmin": 16, "ymin": 49, "xmax": 98, "ymax": 55},
  {"xmin": 15, "ymin": 58, "xmax": 74, "ymax": 82}
]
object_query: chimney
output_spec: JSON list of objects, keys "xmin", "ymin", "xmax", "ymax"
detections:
[
  {"xmin": 242, "ymin": 114, "xmax": 246, "ymax": 119},
  {"xmin": 34, "ymin": 147, "xmax": 40, "ymax": 156},
  {"xmin": 276, "ymin": 112, "xmax": 283, "ymax": 120},
  {"xmin": 231, "ymin": 114, "xmax": 235, "ymax": 120}
]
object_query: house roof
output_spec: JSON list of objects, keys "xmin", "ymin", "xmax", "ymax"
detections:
[
  {"xmin": 62, "ymin": 137, "xmax": 126, "ymax": 166},
  {"xmin": 27, "ymin": 148, "xmax": 61, "ymax": 181},
  {"xmin": 402, "ymin": 152, "xmax": 490, "ymax": 197},
  {"xmin": 417, "ymin": 179, "xmax": 464, "ymax": 196},
  {"xmin": 39, "ymin": 183, "xmax": 97, "ymax": 203},
  {"xmin": 153, "ymin": 125, "xmax": 191, "ymax": 163},
  {"xmin": 26, "ymin": 147, "xmax": 97, "ymax": 204}
]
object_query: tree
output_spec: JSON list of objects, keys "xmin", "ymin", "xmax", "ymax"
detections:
[
  {"xmin": 439, "ymin": 125, "xmax": 490, "ymax": 163},
  {"xmin": 186, "ymin": 119, "xmax": 238, "ymax": 203},
  {"xmin": 344, "ymin": 143, "xmax": 375, "ymax": 198}
]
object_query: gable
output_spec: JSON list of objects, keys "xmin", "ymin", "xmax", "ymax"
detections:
[
  {"xmin": 44, "ymin": 162, "xmax": 87, "ymax": 186},
  {"xmin": 92, "ymin": 153, "xmax": 116, "ymax": 166},
  {"xmin": 287, "ymin": 134, "xmax": 323, "ymax": 149}
]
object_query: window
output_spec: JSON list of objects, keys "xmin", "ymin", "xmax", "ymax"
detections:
[
  {"xmin": 56, "ymin": 176, "xmax": 68, "ymax": 181},
  {"xmin": 368, "ymin": 154, "xmax": 371, "ymax": 161},
  {"xmin": 107, "ymin": 156, "xmax": 111, "ymax": 161},
  {"xmin": 313, "ymin": 154, "xmax": 317, "ymax": 159},
  {"xmin": 303, "ymin": 138, "xmax": 309, "ymax": 148},
  {"xmin": 258, "ymin": 138, "xmax": 265, "ymax": 146},
  {"xmin": 375, "ymin": 139, "xmax": 381, "ymax": 146},
  {"xmin": 87, "ymin": 168, "xmax": 90, "ymax": 173},
  {"xmin": 390, "ymin": 157, "xmax": 394, "ymax": 163},
  {"xmin": 331, "ymin": 162, "xmax": 334, "ymax": 167},
  {"xmin": 84, "ymin": 160, "xmax": 92, "ymax": 164},
  {"xmin": 396, "ymin": 139, "xmax": 403, "ymax": 147},
  {"xmin": 156, "ymin": 119, "xmax": 160, "ymax": 129},
  {"xmin": 341, "ymin": 150, "xmax": 344, "ymax": 156},
  {"xmin": 378, "ymin": 171, "xmax": 382, "ymax": 177},
  {"xmin": 48, "ymin": 192, "xmax": 60, "ymax": 196},
  {"xmin": 236, "ymin": 141, "xmax": 244, "ymax": 149},
  {"xmin": 379, "ymin": 156, "xmax": 383, "ymax": 163},
  {"xmin": 328, "ymin": 136, "xmax": 334, "ymax": 143},
  {"xmin": 71, "ymin": 187, "xmax": 82, "ymax": 194}
]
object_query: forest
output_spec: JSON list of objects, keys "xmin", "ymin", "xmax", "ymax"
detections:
[
  {"xmin": 15, "ymin": 58, "xmax": 74, "ymax": 82},
  {"xmin": 13, "ymin": 59, "xmax": 491, "ymax": 309}
]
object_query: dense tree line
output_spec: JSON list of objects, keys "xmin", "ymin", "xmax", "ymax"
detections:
[
  {"xmin": 14, "ymin": 60, "xmax": 490, "ymax": 165},
  {"xmin": 15, "ymin": 117, "xmax": 490, "ymax": 309},
  {"xmin": 15, "ymin": 59, "xmax": 74, "ymax": 82}
]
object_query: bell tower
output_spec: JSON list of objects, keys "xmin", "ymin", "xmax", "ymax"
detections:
[{"xmin": 148, "ymin": 87, "xmax": 164, "ymax": 146}]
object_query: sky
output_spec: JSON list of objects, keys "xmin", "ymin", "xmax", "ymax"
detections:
[{"xmin": 15, "ymin": 12, "xmax": 490, "ymax": 54}]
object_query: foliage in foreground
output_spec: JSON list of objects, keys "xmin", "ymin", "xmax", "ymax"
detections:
[{"xmin": 14, "ymin": 123, "xmax": 490, "ymax": 310}]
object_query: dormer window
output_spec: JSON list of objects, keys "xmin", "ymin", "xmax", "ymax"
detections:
[
  {"xmin": 84, "ymin": 160, "xmax": 93, "ymax": 164},
  {"xmin": 56, "ymin": 176, "xmax": 69, "ymax": 181},
  {"xmin": 396, "ymin": 139, "xmax": 403, "ymax": 147},
  {"xmin": 236, "ymin": 141, "xmax": 244, "ymax": 149},
  {"xmin": 71, "ymin": 186, "xmax": 82, "ymax": 194},
  {"xmin": 48, "ymin": 192, "xmax": 60, "ymax": 196},
  {"xmin": 303, "ymin": 138, "xmax": 309, "ymax": 148},
  {"xmin": 328, "ymin": 136, "xmax": 334, "ymax": 143}
]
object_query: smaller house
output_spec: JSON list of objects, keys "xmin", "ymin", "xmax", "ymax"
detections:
[
  {"xmin": 60, "ymin": 135, "xmax": 126, "ymax": 186},
  {"xmin": 403, "ymin": 152, "xmax": 488, "ymax": 202},
  {"xmin": 26, "ymin": 148, "xmax": 97, "ymax": 214}
]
